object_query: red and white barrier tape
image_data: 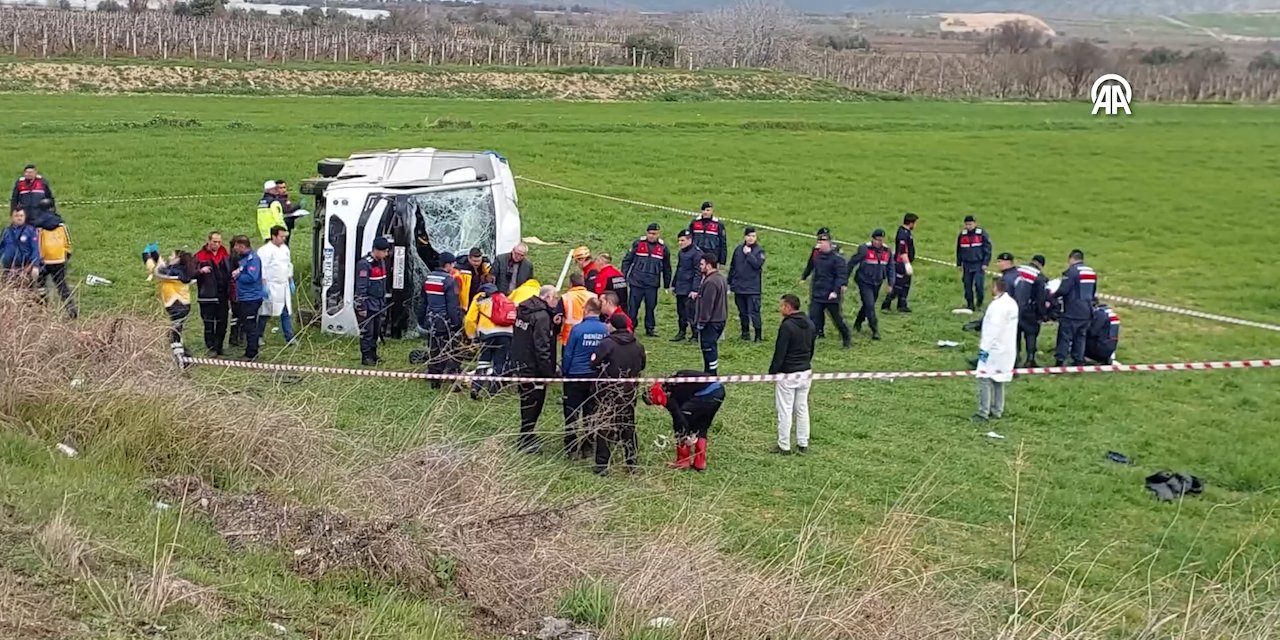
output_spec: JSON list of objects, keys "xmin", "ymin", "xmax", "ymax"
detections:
[
  {"xmin": 180, "ymin": 356, "xmax": 1280, "ymax": 385},
  {"xmin": 517, "ymin": 176, "xmax": 1280, "ymax": 334}
]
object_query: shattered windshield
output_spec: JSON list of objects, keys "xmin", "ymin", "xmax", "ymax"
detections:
[{"xmin": 404, "ymin": 186, "xmax": 497, "ymax": 259}]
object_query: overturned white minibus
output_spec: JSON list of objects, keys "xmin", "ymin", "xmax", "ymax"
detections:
[{"xmin": 301, "ymin": 149, "xmax": 522, "ymax": 338}]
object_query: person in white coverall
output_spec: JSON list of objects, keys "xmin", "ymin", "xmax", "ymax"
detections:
[
  {"xmin": 257, "ymin": 225, "xmax": 296, "ymax": 346},
  {"xmin": 974, "ymin": 276, "xmax": 1018, "ymax": 423}
]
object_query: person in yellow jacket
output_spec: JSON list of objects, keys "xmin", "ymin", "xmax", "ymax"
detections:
[
  {"xmin": 463, "ymin": 283, "xmax": 514, "ymax": 397},
  {"xmin": 255, "ymin": 181, "xmax": 286, "ymax": 242},
  {"xmin": 34, "ymin": 205, "xmax": 77, "ymax": 318},
  {"xmin": 454, "ymin": 247, "xmax": 492, "ymax": 311},
  {"xmin": 143, "ymin": 244, "xmax": 196, "ymax": 356},
  {"xmin": 558, "ymin": 272, "xmax": 597, "ymax": 346},
  {"xmin": 510, "ymin": 278, "xmax": 541, "ymax": 304}
]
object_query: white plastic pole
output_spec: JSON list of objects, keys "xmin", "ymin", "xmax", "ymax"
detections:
[{"xmin": 555, "ymin": 248, "xmax": 574, "ymax": 290}]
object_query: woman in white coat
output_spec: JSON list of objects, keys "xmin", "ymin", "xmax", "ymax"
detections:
[
  {"xmin": 975, "ymin": 276, "xmax": 1019, "ymax": 422},
  {"xmin": 257, "ymin": 225, "xmax": 296, "ymax": 346}
]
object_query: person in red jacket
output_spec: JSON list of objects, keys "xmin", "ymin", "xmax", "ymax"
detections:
[
  {"xmin": 592, "ymin": 252, "xmax": 628, "ymax": 311},
  {"xmin": 599, "ymin": 291, "xmax": 633, "ymax": 333}
]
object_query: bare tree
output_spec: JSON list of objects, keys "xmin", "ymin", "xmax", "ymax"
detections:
[
  {"xmin": 1054, "ymin": 39, "xmax": 1106, "ymax": 97},
  {"xmin": 1182, "ymin": 48, "xmax": 1230, "ymax": 100},
  {"xmin": 984, "ymin": 20, "xmax": 1047, "ymax": 55},
  {"xmin": 690, "ymin": 0, "xmax": 804, "ymax": 69},
  {"xmin": 385, "ymin": 5, "xmax": 429, "ymax": 33},
  {"xmin": 1015, "ymin": 51, "xmax": 1051, "ymax": 98}
]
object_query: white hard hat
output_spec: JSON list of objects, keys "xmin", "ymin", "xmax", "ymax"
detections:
[{"xmin": 263, "ymin": 180, "xmax": 277, "ymax": 191}]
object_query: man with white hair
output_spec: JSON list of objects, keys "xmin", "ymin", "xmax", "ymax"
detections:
[
  {"xmin": 494, "ymin": 242, "xmax": 534, "ymax": 295},
  {"xmin": 512, "ymin": 284, "xmax": 561, "ymax": 453}
]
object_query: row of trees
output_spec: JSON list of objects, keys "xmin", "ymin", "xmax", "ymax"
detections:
[{"xmin": 3, "ymin": 3, "xmax": 1278, "ymax": 102}]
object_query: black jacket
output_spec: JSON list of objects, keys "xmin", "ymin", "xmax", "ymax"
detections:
[
  {"xmin": 11, "ymin": 176, "xmax": 53, "ymax": 214},
  {"xmin": 662, "ymin": 370, "xmax": 725, "ymax": 433},
  {"xmin": 493, "ymin": 253, "xmax": 534, "ymax": 295},
  {"xmin": 672, "ymin": 245, "xmax": 703, "ymax": 295},
  {"xmin": 894, "ymin": 226, "xmax": 915, "ymax": 275},
  {"xmin": 808, "ymin": 249, "xmax": 848, "ymax": 301},
  {"xmin": 622, "ymin": 238, "xmax": 672, "ymax": 289},
  {"xmin": 769, "ymin": 312, "xmax": 815, "ymax": 374},
  {"xmin": 850, "ymin": 242, "xmax": 893, "ymax": 288},
  {"xmin": 592, "ymin": 330, "xmax": 646, "ymax": 393},
  {"xmin": 688, "ymin": 217, "xmax": 728, "ymax": 265},
  {"xmin": 727, "ymin": 242, "xmax": 765, "ymax": 295},
  {"xmin": 194, "ymin": 245, "xmax": 232, "ymax": 304},
  {"xmin": 512, "ymin": 296, "xmax": 556, "ymax": 377}
]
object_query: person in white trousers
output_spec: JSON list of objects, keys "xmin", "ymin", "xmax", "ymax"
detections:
[
  {"xmin": 769, "ymin": 294, "xmax": 817, "ymax": 454},
  {"xmin": 975, "ymin": 277, "xmax": 1019, "ymax": 422}
]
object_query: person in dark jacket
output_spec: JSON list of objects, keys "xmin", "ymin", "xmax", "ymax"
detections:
[
  {"xmin": 621, "ymin": 222, "xmax": 671, "ymax": 337},
  {"xmin": 669, "ymin": 230, "xmax": 702, "ymax": 343},
  {"xmin": 1, "ymin": 208, "xmax": 42, "ymax": 289},
  {"xmin": 1052, "ymin": 249, "xmax": 1098, "ymax": 366},
  {"xmin": 230, "ymin": 235, "xmax": 265, "ymax": 361},
  {"xmin": 1085, "ymin": 302, "xmax": 1120, "ymax": 364},
  {"xmin": 807, "ymin": 233, "xmax": 851, "ymax": 348},
  {"xmin": 882, "ymin": 213, "xmax": 917, "ymax": 312},
  {"xmin": 996, "ymin": 252, "xmax": 1019, "ymax": 293},
  {"xmin": 688, "ymin": 201, "xmax": 728, "ymax": 266},
  {"xmin": 800, "ymin": 227, "xmax": 839, "ymax": 284},
  {"xmin": 771, "ymin": 294, "xmax": 816, "ymax": 454},
  {"xmin": 644, "ymin": 370, "xmax": 724, "ymax": 472},
  {"xmin": 850, "ymin": 229, "xmax": 894, "ymax": 340},
  {"xmin": 590, "ymin": 314, "xmax": 647, "ymax": 476},
  {"xmin": 511, "ymin": 284, "xmax": 560, "ymax": 453},
  {"xmin": 355, "ymin": 237, "xmax": 391, "ymax": 366},
  {"xmin": 194, "ymin": 232, "xmax": 232, "ymax": 356},
  {"xmin": 956, "ymin": 215, "xmax": 992, "ymax": 311},
  {"xmin": 1012, "ymin": 255, "xmax": 1049, "ymax": 367},
  {"xmin": 728, "ymin": 226, "xmax": 766, "ymax": 342},
  {"xmin": 10, "ymin": 165, "xmax": 53, "ymax": 215},
  {"xmin": 563, "ymin": 298, "xmax": 609, "ymax": 458},
  {"xmin": 420, "ymin": 251, "xmax": 465, "ymax": 388},
  {"xmin": 695, "ymin": 253, "xmax": 729, "ymax": 375},
  {"xmin": 493, "ymin": 243, "xmax": 534, "ymax": 294},
  {"xmin": 592, "ymin": 253, "xmax": 628, "ymax": 311}
]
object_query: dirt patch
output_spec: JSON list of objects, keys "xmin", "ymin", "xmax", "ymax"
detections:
[
  {"xmin": 0, "ymin": 62, "xmax": 854, "ymax": 101},
  {"xmin": 0, "ymin": 568, "xmax": 86, "ymax": 640},
  {"xmin": 939, "ymin": 12, "xmax": 1054, "ymax": 35},
  {"xmin": 150, "ymin": 476, "xmax": 444, "ymax": 595}
]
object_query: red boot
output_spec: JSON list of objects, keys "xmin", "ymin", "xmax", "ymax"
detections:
[
  {"xmin": 693, "ymin": 438, "xmax": 708, "ymax": 472},
  {"xmin": 667, "ymin": 441, "xmax": 693, "ymax": 470}
]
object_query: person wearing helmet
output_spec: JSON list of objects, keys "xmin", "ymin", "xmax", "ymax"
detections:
[
  {"xmin": 644, "ymin": 370, "xmax": 725, "ymax": 472},
  {"xmin": 255, "ymin": 180, "xmax": 287, "ymax": 242},
  {"xmin": 572, "ymin": 245, "xmax": 599, "ymax": 292}
]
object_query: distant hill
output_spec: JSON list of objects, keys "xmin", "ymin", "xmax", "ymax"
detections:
[{"xmin": 598, "ymin": 0, "xmax": 1280, "ymax": 18}]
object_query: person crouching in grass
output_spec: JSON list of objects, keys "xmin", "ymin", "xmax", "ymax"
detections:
[{"xmin": 144, "ymin": 245, "xmax": 197, "ymax": 359}]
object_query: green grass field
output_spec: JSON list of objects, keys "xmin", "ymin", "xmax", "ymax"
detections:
[
  {"xmin": 3, "ymin": 93, "xmax": 1280, "ymax": 637},
  {"xmin": 1179, "ymin": 12, "xmax": 1280, "ymax": 38}
]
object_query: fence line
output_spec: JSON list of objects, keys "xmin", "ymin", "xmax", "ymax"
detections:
[{"xmin": 3, "ymin": 9, "xmax": 1278, "ymax": 101}]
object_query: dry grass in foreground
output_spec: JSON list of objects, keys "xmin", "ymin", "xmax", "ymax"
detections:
[{"xmin": 1, "ymin": 289, "xmax": 1278, "ymax": 639}]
